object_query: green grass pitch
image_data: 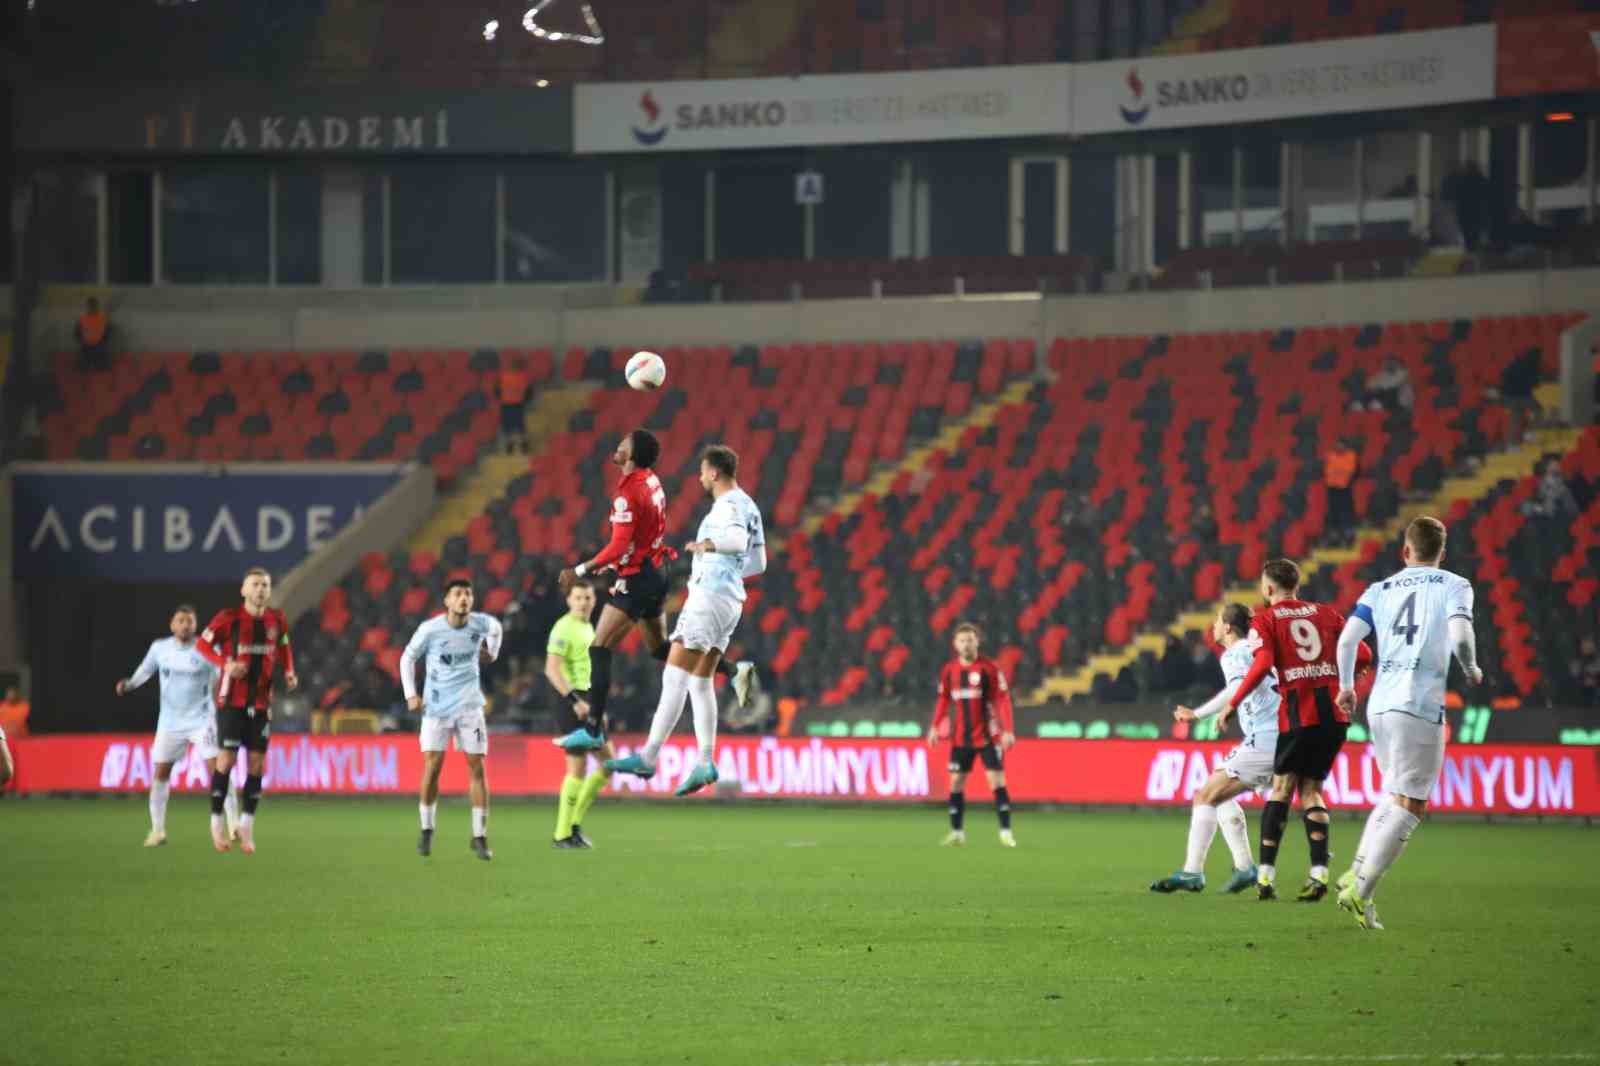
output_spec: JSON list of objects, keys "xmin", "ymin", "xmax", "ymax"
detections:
[{"xmin": 3, "ymin": 799, "xmax": 1597, "ymax": 1066}]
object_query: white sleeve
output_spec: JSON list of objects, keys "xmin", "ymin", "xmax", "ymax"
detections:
[
  {"xmin": 1447, "ymin": 577, "xmax": 1475, "ymax": 621},
  {"xmin": 482, "ymin": 617, "xmax": 503, "ymax": 662},
  {"xmin": 710, "ymin": 524, "xmax": 749, "ymax": 554},
  {"xmin": 400, "ymin": 626, "xmax": 427, "ymax": 701},
  {"xmin": 1449, "ymin": 615, "xmax": 1478, "ymax": 675},
  {"xmin": 741, "ymin": 543, "xmax": 767, "ymax": 578},
  {"xmin": 1336, "ymin": 615, "xmax": 1373, "ymax": 689},
  {"xmin": 127, "ymin": 642, "xmax": 161, "ymax": 689},
  {"xmin": 1191, "ymin": 682, "xmax": 1238, "ymax": 720}
]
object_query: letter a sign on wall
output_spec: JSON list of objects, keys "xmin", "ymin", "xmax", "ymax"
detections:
[{"xmin": 795, "ymin": 170, "xmax": 824, "ymax": 206}]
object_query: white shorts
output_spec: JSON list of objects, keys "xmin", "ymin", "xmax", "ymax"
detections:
[
  {"xmin": 1221, "ymin": 744, "xmax": 1276, "ymax": 791},
  {"xmin": 420, "ymin": 711, "xmax": 488, "ymax": 755},
  {"xmin": 1370, "ymin": 711, "xmax": 1445, "ymax": 802},
  {"xmin": 152, "ymin": 721, "xmax": 220, "ymax": 765},
  {"xmin": 671, "ymin": 589, "xmax": 743, "ymax": 654}
]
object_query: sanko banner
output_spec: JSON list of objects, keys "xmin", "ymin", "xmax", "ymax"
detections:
[
  {"xmin": 9, "ymin": 735, "xmax": 1597, "ymax": 815},
  {"xmin": 1072, "ymin": 24, "xmax": 1497, "ymax": 136},
  {"xmin": 1496, "ymin": 14, "xmax": 1600, "ymax": 98},
  {"xmin": 10, "ymin": 463, "xmax": 406, "ymax": 580}
]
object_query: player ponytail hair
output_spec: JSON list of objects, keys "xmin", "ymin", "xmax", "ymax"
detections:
[
  {"xmin": 1405, "ymin": 515, "xmax": 1447, "ymax": 563},
  {"xmin": 1261, "ymin": 558, "xmax": 1301, "ymax": 593},
  {"xmin": 629, "ymin": 428, "xmax": 661, "ymax": 470},
  {"xmin": 1221, "ymin": 603, "xmax": 1251, "ymax": 638}
]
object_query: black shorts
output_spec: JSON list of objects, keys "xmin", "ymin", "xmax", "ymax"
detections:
[
  {"xmin": 949, "ymin": 745, "xmax": 1003, "ymax": 773},
  {"xmin": 218, "ymin": 706, "xmax": 271, "ymax": 754},
  {"xmin": 1273, "ymin": 723, "xmax": 1348, "ymax": 782},
  {"xmin": 500, "ymin": 404, "xmax": 524, "ymax": 434},
  {"xmin": 554, "ymin": 691, "xmax": 604, "ymax": 737},
  {"xmin": 605, "ymin": 562, "xmax": 669, "ymax": 622}
]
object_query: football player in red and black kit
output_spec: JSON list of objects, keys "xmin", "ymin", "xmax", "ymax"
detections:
[
  {"xmin": 196, "ymin": 567, "xmax": 298, "ymax": 854},
  {"xmin": 927, "ymin": 623, "xmax": 1017, "ymax": 848},
  {"xmin": 1222, "ymin": 559, "xmax": 1370, "ymax": 901},
  {"xmin": 556, "ymin": 429, "xmax": 752, "ymax": 753}
]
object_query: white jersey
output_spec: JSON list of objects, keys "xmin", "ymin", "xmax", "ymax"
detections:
[
  {"xmin": 688, "ymin": 488, "xmax": 765, "ymax": 604},
  {"xmin": 127, "ymin": 637, "xmax": 220, "ymax": 734},
  {"xmin": 1221, "ymin": 635, "xmax": 1280, "ymax": 747},
  {"xmin": 401, "ymin": 612, "xmax": 502, "ymax": 720},
  {"xmin": 1354, "ymin": 565, "xmax": 1475, "ymax": 724}
]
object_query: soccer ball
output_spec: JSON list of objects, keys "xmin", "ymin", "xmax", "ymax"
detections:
[{"xmin": 625, "ymin": 350, "xmax": 666, "ymax": 391}]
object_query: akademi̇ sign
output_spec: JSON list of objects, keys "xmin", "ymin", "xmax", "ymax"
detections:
[
  {"xmin": 10, "ymin": 736, "xmax": 1597, "ymax": 815},
  {"xmin": 1072, "ymin": 24, "xmax": 1496, "ymax": 135},
  {"xmin": 575, "ymin": 64, "xmax": 1073, "ymax": 153}
]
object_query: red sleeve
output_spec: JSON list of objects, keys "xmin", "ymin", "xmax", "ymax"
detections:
[
  {"xmin": 1355, "ymin": 639, "xmax": 1373, "ymax": 673},
  {"xmin": 277, "ymin": 611, "xmax": 296, "ymax": 675},
  {"xmin": 586, "ymin": 491, "xmax": 637, "ymax": 571},
  {"xmin": 195, "ymin": 610, "xmax": 231, "ymax": 667},
  {"xmin": 1229, "ymin": 617, "xmax": 1276, "ymax": 709},
  {"xmin": 990, "ymin": 666, "xmax": 1015, "ymax": 735},
  {"xmin": 931, "ymin": 665, "xmax": 950, "ymax": 739}
]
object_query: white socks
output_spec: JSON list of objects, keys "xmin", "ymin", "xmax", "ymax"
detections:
[
  {"xmin": 687, "ymin": 674, "xmax": 718, "ymax": 764},
  {"xmin": 471, "ymin": 806, "xmax": 487, "ymax": 837},
  {"xmin": 240, "ymin": 813, "xmax": 255, "ymax": 830},
  {"xmin": 149, "ymin": 779, "xmax": 170, "ymax": 833},
  {"xmin": 1217, "ymin": 799, "xmax": 1253, "ymax": 870},
  {"xmin": 1355, "ymin": 801, "xmax": 1421, "ymax": 901},
  {"xmin": 1183, "ymin": 803, "xmax": 1219, "ymax": 874},
  {"xmin": 642, "ymin": 665, "xmax": 691, "ymax": 766},
  {"xmin": 224, "ymin": 783, "xmax": 239, "ymax": 826},
  {"xmin": 419, "ymin": 802, "xmax": 437, "ymax": 830}
]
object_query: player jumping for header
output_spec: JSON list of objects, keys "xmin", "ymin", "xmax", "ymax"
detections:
[
  {"xmin": 606, "ymin": 444, "xmax": 767, "ymax": 796},
  {"xmin": 928, "ymin": 622, "xmax": 1017, "ymax": 848},
  {"xmin": 555, "ymin": 430, "xmax": 756, "ymax": 756},
  {"xmin": 1333, "ymin": 517, "xmax": 1480, "ymax": 930},
  {"xmin": 1150, "ymin": 604, "xmax": 1276, "ymax": 894},
  {"xmin": 116, "ymin": 603, "xmax": 237, "ymax": 847},
  {"xmin": 402, "ymin": 578, "xmax": 503, "ymax": 861}
]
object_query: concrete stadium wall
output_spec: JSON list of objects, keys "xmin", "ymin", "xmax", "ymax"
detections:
[{"xmin": 30, "ymin": 269, "xmax": 1600, "ymax": 365}]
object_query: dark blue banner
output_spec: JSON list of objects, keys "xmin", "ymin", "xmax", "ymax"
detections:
[{"xmin": 12, "ymin": 466, "xmax": 405, "ymax": 580}]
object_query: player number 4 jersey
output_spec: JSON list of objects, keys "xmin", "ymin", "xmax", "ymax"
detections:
[{"xmin": 1355, "ymin": 566, "xmax": 1474, "ymax": 725}]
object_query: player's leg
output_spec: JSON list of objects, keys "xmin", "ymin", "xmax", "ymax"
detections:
[
  {"xmin": 237, "ymin": 741, "xmax": 267, "ymax": 854},
  {"xmin": 1342, "ymin": 716, "xmax": 1440, "ymax": 929},
  {"xmin": 1256, "ymin": 766, "xmax": 1297, "ymax": 900},
  {"xmin": 209, "ymin": 713, "xmax": 242, "ymax": 852},
  {"xmin": 417, "ymin": 739, "xmax": 446, "ymax": 856},
  {"xmin": 674, "ymin": 644, "xmax": 723, "ymax": 797},
  {"xmin": 1152, "ymin": 771, "xmax": 1248, "ymax": 892},
  {"xmin": 147, "ymin": 759, "xmax": 175, "ymax": 846},
  {"xmin": 570, "ymin": 739, "xmax": 613, "ymax": 847},
  {"xmin": 983, "ymin": 748, "xmax": 1015, "ymax": 846},
  {"xmin": 554, "ymin": 750, "xmax": 586, "ymax": 846},
  {"xmin": 1342, "ymin": 713, "xmax": 1392, "ymax": 896},
  {"xmin": 943, "ymin": 750, "xmax": 973, "ymax": 845},
  {"xmin": 1296, "ymin": 777, "xmax": 1333, "ymax": 901},
  {"xmin": 586, "ymin": 602, "xmax": 636, "ymax": 733},
  {"xmin": 607, "ymin": 645, "xmax": 691, "ymax": 779},
  {"xmin": 465, "ymin": 751, "xmax": 492, "ymax": 860}
]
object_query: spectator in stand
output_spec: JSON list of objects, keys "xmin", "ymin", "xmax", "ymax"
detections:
[
  {"xmin": 1521, "ymin": 460, "xmax": 1580, "ymax": 519},
  {"xmin": 1323, "ymin": 437, "xmax": 1361, "ymax": 545},
  {"xmin": 1498, "ymin": 346, "xmax": 1543, "ymax": 448},
  {"xmin": 0, "ymin": 685, "xmax": 29, "ymax": 738},
  {"xmin": 1361, "ymin": 356, "xmax": 1414, "ymax": 412},
  {"xmin": 497, "ymin": 356, "xmax": 532, "ymax": 455},
  {"xmin": 75, "ymin": 297, "xmax": 111, "ymax": 370},
  {"xmin": 1568, "ymin": 637, "xmax": 1600, "ymax": 706},
  {"xmin": 1443, "ymin": 161, "xmax": 1488, "ymax": 251}
]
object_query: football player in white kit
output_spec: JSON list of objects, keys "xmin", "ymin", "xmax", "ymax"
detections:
[
  {"xmin": 1334, "ymin": 516, "xmax": 1480, "ymax": 930},
  {"xmin": 606, "ymin": 444, "xmax": 767, "ymax": 797},
  {"xmin": 1151, "ymin": 604, "xmax": 1278, "ymax": 894},
  {"xmin": 115, "ymin": 604, "xmax": 237, "ymax": 847},
  {"xmin": 401, "ymin": 579, "xmax": 503, "ymax": 861}
]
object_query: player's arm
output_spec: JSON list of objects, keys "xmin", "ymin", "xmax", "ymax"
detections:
[
  {"xmin": 927, "ymin": 669, "xmax": 950, "ymax": 747},
  {"xmin": 991, "ymin": 669, "xmax": 1016, "ymax": 751},
  {"xmin": 1221, "ymin": 624, "xmax": 1274, "ymax": 729},
  {"xmin": 116, "ymin": 642, "xmax": 161, "ymax": 696},
  {"xmin": 1175, "ymin": 681, "xmax": 1241, "ymax": 723},
  {"xmin": 1335, "ymin": 611, "xmax": 1373, "ymax": 714},
  {"xmin": 481, "ymin": 617, "xmax": 503, "ymax": 663},
  {"xmin": 399, "ymin": 627, "xmax": 426, "ymax": 712},
  {"xmin": 687, "ymin": 501, "xmax": 747, "ymax": 555},
  {"xmin": 1448, "ymin": 580, "xmax": 1483, "ymax": 685},
  {"xmin": 278, "ymin": 623, "xmax": 298, "ymax": 690},
  {"xmin": 196, "ymin": 612, "xmax": 246, "ymax": 679},
  {"xmin": 564, "ymin": 496, "xmax": 635, "ymax": 590},
  {"xmin": 544, "ymin": 633, "xmax": 590, "ymax": 718}
]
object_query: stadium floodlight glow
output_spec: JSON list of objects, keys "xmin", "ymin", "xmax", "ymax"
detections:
[
  {"xmin": 483, "ymin": 19, "xmax": 499, "ymax": 41},
  {"xmin": 522, "ymin": 0, "xmax": 604, "ymax": 45},
  {"xmin": 536, "ymin": 79, "xmax": 550, "ymax": 88}
]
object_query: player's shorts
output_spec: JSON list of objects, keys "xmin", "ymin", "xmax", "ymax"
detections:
[
  {"xmin": 499, "ymin": 403, "xmax": 523, "ymax": 434},
  {"xmin": 152, "ymin": 720, "xmax": 220, "ymax": 764},
  {"xmin": 1220, "ymin": 743, "xmax": 1276, "ymax": 791},
  {"xmin": 1272, "ymin": 722, "xmax": 1348, "ymax": 782},
  {"xmin": 606, "ymin": 562, "xmax": 669, "ymax": 622},
  {"xmin": 671, "ymin": 588, "xmax": 743, "ymax": 654},
  {"xmin": 554, "ymin": 690, "xmax": 602, "ymax": 737},
  {"xmin": 949, "ymin": 745, "xmax": 1003, "ymax": 773},
  {"xmin": 218, "ymin": 707, "xmax": 272, "ymax": 754},
  {"xmin": 1369, "ymin": 710, "xmax": 1445, "ymax": 802},
  {"xmin": 420, "ymin": 710, "xmax": 488, "ymax": 756}
]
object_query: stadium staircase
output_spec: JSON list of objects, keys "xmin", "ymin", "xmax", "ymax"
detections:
[
  {"xmin": 1152, "ymin": 0, "xmax": 1233, "ymax": 55},
  {"xmin": 1026, "ymin": 420, "xmax": 1585, "ymax": 704}
]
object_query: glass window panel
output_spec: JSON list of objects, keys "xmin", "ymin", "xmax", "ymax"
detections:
[
  {"xmin": 927, "ymin": 146, "xmax": 1007, "ymax": 256},
  {"xmin": 390, "ymin": 164, "xmax": 495, "ymax": 283},
  {"xmin": 1361, "ymin": 131, "xmax": 1417, "ymax": 239},
  {"xmin": 503, "ymin": 161, "xmax": 609, "ymax": 283},
  {"xmin": 715, "ymin": 156, "xmax": 804, "ymax": 262},
  {"xmin": 660, "ymin": 161, "xmax": 706, "ymax": 273},
  {"xmin": 1534, "ymin": 118, "xmax": 1588, "ymax": 228},
  {"xmin": 1192, "ymin": 145, "xmax": 1233, "ymax": 246},
  {"xmin": 362, "ymin": 172, "xmax": 385, "ymax": 285},
  {"xmin": 34, "ymin": 168, "xmax": 99, "ymax": 283},
  {"xmin": 1239, "ymin": 142, "xmax": 1282, "ymax": 244},
  {"xmin": 275, "ymin": 170, "xmax": 321, "ymax": 285},
  {"xmin": 1303, "ymin": 139, "xmax": 1357, "ymax": 242},
  {"xmin": 108, "ymin": 171, "xmax": 153, "ymax": 285},
  {"xmin": 1152, "ymin": 154, "xmax": 1180, "ymax": 264},
  {"xmin": 814, "ymin": 155, "xmax": 893, "ymax": 261},
  {"xmin": 1067, "ymin": 153, "xmax": 1116, "ymax": 267},
  {"xmin": 161, "ymin": 167, "xmax": 269, "ymax": 284}
]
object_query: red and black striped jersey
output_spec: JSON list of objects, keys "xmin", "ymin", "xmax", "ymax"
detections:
[
  {"xmin": 590, "ymin": 468, "xmax": 670, "ymax": 577},
  {"xmin": 932, "ymin": 656, "xmax": 1014, "ymax": 748},
  {"xmin": 198, "ymin": 606, "xmax": 294, "ymax": 711},
  {"xmin": 1231, "ymin": 598, "xmax": 1371, "ymax": 731}
]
